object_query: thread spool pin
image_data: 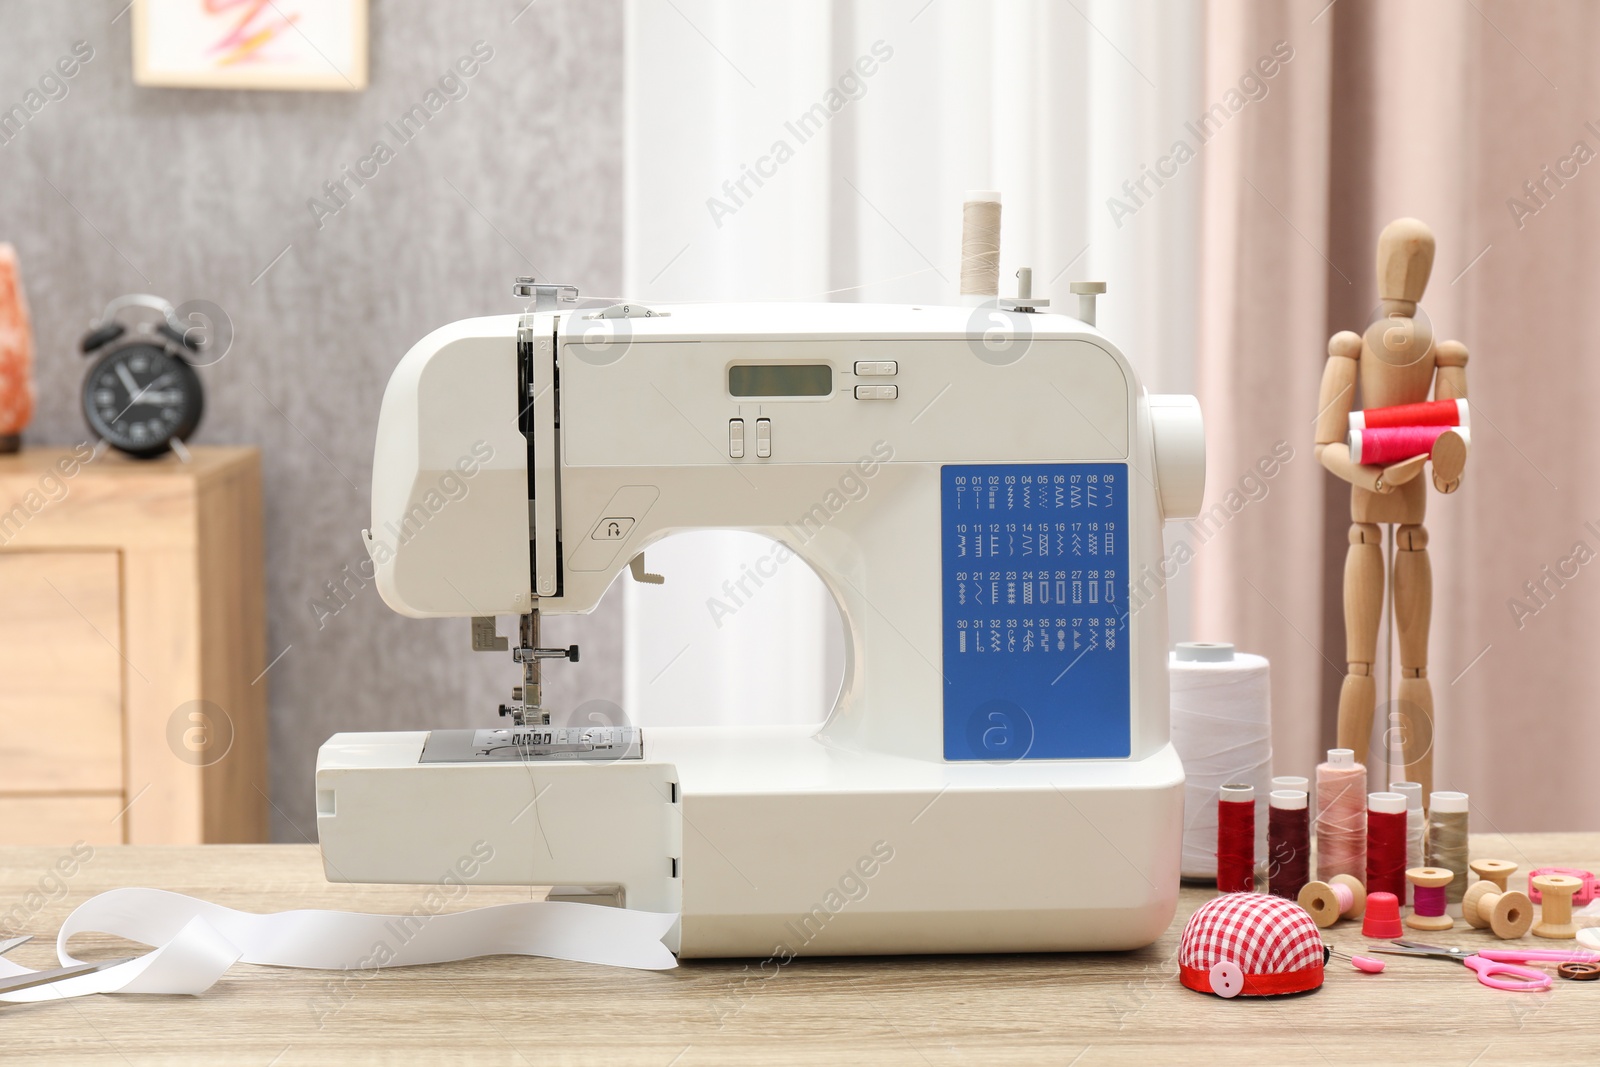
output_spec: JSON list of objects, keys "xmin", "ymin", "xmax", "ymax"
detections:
[
  {"xmin": 1297, "ymin": 874, "xmax": 1367, "ymax": 928},
  {"xmin": 1405, "ymin": 867, "xmax": 1456, "ymax": 931},
  {"xmin": 1002, "ymin": 267, "xmax": 1049, "ymax": 313},
  {"xmin": 1462, "ymin": 860, "xmax": 1531, "ymax": 939},
  {"xmin": 1532, "ymin": 874, "xmax": 1583, "ymax": 940},
  {"xmin": 1069, "ymin": 281, "xmax": 1105, "ymax": 327}
]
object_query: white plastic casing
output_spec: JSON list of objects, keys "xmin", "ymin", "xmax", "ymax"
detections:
[
  {"xmin": 1148, "ymin": 393, "xmax": 1206, "ymax": 520},
  {"xmin": 364, "ymin": 317, "xmax": 533, "ymax": 617},
  {"xmin": 321, "ymin": 303, "xmax": 1206, "ymax": 958}
]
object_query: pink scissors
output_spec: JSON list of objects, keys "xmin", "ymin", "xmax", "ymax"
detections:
[{"xmin": 1372, "ymin": 940, "xmax": 1600, "ymax": 991}]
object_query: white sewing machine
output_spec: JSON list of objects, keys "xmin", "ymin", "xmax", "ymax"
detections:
[{"xmin": 317, "ymin": 276, "xmax": 1205, "ymax": 958}]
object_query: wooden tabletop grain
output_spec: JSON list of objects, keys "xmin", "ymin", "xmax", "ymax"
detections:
[{"xmin": 3, "ymin": 834, "xmax": 1599, "ymax": 1065}]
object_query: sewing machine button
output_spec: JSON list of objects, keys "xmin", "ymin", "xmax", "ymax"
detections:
[
  {"xmin": 755, "ymin": 419, "xmax": 772, "ymax": 458},
  {"xmin": 728, "ymin": 418, "xmax": 745, "ymax": 458},
  {"xmin": 854, "ymin": 385, "xmax": 898, "ymax": 400},
  {"xmin": 590, "ymin": 516, "xmax": 634, "ymax": 540},
  {"xmin": 854, "ymin": 360, "xmax": 898, "ymax": 376}
]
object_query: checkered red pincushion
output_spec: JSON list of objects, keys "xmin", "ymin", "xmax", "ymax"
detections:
[{"xmin": 1178, "ymin": 893, "xmax": 1325, "ymax": 996}]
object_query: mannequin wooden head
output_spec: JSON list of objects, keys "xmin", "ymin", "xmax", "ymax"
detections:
[{"xmin": 1376, "ymin": 218, "xmax": 1435, "ymax": 311}]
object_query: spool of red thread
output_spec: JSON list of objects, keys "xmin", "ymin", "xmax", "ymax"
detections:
[
  {"xmin": 1365, "ymin": 792, "xmax": 1408, "ymax": 901},
  {"xmin": 1348, "ymin": 398, "xmax": 1468, "ymax": 431},
  {"xmin": 1217, "ymin": 783, "xmax": 1256, "ymax": 894},
  {"xmin": 1268, "ymin": 789, "xmax": 1310, "ymax": 901}
]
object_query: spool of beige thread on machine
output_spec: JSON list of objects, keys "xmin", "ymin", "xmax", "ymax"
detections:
[
  {"xmin": 1315, "ymin": 749, "xmax": 1367, "ymax": 882},
  {"xmin": 960, "ymin": 190, "xmax": 1002, "ymax": 297},
  {"xmin": 1427, "ymin": 791, "xmax": 1470, "ymax": 914},
  {"xmin": 1390, "ymin": 781, "xmax": 1425, "ymax": 905}
]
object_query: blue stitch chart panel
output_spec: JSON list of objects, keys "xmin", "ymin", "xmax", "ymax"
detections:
[{"xmin": 941, "ymin": 463, "xmax": 1131, "ymax": 760}]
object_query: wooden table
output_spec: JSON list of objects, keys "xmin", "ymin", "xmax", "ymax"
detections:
[{"xmin": 4, "ymin": 835, "xmax": 1600, "ymax": 1065}]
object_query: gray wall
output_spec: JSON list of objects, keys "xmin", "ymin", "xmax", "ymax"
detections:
[{"xmin": 0, "ymin": 0, "xmax": 626, "ymax": 840}]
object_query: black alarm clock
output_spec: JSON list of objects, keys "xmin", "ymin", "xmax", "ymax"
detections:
[{"xmin": 79, "ymin": 295, "xmax": 204, "ymax": 459}]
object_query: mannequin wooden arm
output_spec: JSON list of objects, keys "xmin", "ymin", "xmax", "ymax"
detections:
[
  {"xmin": 1316, "ymin": 330, "xmax": 1418, "ymax": 492},
  {"xmin": 1433, "ymin": 339, "xmax": 1468, "ymax": 492},
  {"xmin": 1318, "ymin": 441, "xmax": 1421, "ymax": 493},
  {"xmin": 1314, "ymin": 332, "xmax": 1362, "ymax": 445}
]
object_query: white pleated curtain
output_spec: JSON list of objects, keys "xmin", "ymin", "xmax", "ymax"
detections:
[{"xmin": 622, "ymin": 0, "xmax": 1201, "ymax": 726}]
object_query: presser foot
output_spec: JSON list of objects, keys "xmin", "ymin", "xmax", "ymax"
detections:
[{"xmin": 497, "ymin": 702, "xmax": 551, "ymax": 727}]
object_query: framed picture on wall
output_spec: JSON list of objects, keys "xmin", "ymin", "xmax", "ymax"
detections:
[{"xmin": 132, "ymin": 0, "xmax": 368, "ymax": 91}]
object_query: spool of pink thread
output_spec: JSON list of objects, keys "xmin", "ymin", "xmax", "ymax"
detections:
[
  {"xmin": 1315, "ymin": 749, "xmax": 1366, "ymax": 882},
  {"xmin": 1348, "ymin": 425, "xmax": 1470, "ymax": 466}
]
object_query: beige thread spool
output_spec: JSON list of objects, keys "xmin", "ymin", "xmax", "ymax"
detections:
[
  {"xmin": 1405, "ymin": 867, "xmax": 1456, "ymax": 931},
  {"xmin": 1462, "ymin": 859, "xmax": 1532, "ymax": 939},
  {"xmin": 1298, "ymin": 874, "xmax": 1367, "ymax": 928},
  {"xmin": 960, "ymin": 190, "xmax": 1001, "ymax": 296},
  {"xmin": 1426, "ymin": 791, "xmax": 1469, "ymax": 912},
  {"xmin": 1532, "ymin": 874, "xmax": 1583, "ymax": 940}
]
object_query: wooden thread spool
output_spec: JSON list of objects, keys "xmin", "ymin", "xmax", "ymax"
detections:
[
  {"xmin": 1532, "ymin": 874, "xmax": 1583, "ymax": 940},
  {"xmin": 1298, "ymin": 874, "xmax": 1367, "ymax": 928},
  {"xmin": 1404, "ymin": 867, "xmax": 1456, "ymax": 931},
  {"xmin": 1462, "ymin": 859, "xmax": 1532, "ymax": 939},
  {"xmin": 1469, "ymin": 858, "xmax": 1517, "ymax": 892}
]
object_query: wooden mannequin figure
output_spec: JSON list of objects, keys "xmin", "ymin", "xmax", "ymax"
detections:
[{"xmin": 1314, "ymin": 218, "xmax": 1469, "ymax": 803}]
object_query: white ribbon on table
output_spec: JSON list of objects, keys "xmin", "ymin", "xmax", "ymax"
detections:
[{"xmin": 0, "ymin": 888, "xmax": 678, "ymax": 1003}]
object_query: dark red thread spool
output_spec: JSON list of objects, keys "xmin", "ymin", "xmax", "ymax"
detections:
[
  {"xmin": 1268, "ymin": 789, "xmax": 1310, "ymax": 900},
  {"xmin": 1217, "ymin": 783, "xmax": 1256, "ymax": 893},
  {"xmin": 1366, "ymin": 792, "xmax": 1408, "ymax": 902}
]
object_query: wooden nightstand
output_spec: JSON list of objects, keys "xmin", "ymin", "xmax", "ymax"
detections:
[{"xmin": 0, "ymin": 446, "xmax": 267, "ymax": 844}]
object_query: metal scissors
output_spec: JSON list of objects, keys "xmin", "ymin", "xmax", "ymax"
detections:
[
  {"xmin": 0, "ymin": 935, "xmax": 134, "ymax": 996},
  {"xmin": 1371, "ymin": 939, "xmax": 1598, "ymax": 992},
  {"xmin": 0, "ymin": 958, "xmax": 134, "ymax": 996}
]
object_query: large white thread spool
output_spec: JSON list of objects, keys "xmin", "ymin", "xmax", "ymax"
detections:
[{"xmin": 1170, "ymin": 643, "xmax": 1273, "ymax": 880}]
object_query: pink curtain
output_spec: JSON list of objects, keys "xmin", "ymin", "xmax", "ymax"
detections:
[{"xmin": 1197, "ymin": 0, "xmax": 1598, "ymax": 830}]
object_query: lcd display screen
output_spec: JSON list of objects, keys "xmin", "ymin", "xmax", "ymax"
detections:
[{"xmin": 728, "ymin": 364, "xmax": 832, "ymax": 397}]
